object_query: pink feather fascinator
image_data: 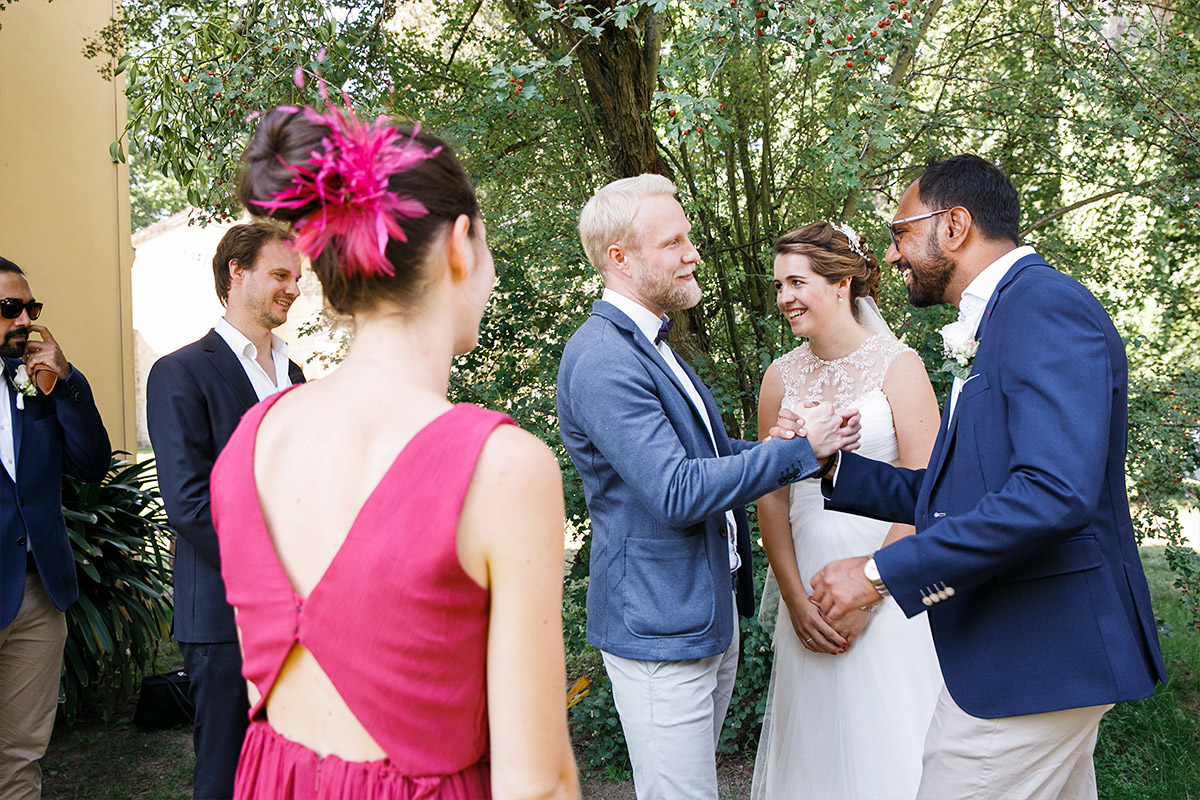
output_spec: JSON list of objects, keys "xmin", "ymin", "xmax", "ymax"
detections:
[{"xmin": 256, "ymin": 100, "xmax": 440, "ymax": 279}]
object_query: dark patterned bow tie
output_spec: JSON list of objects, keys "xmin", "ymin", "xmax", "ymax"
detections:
[{"xmin": 654, "ymin": 317, "xmax": 674, "ymax": 346}]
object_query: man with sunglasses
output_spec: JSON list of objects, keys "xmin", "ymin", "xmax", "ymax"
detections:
[
  {"xmin": 0, "ymin": 256, "xmax": 110, "ymax": 800},
  {"xmin": 147, "ymin": 223, "xmax": 304, "ymax": 800},
  {"xmin": 808, "ymin": 155, "xmax": 1165, "ymax": 799}
]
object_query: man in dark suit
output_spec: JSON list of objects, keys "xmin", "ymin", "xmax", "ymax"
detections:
[
  {"xmin": 0, "ymin": 256, "xmax": 109, "ymax": 800},
  {"xmin": 558, "ymin": 175, "xmax": 859, "ymax": 799},
  {"xmin": 147, "ymin": 223, "xmax": 304, "ymax": 800},
  {"xmin": 811, "ymin": 155, "xmax": 1166, "ymax": 799}
]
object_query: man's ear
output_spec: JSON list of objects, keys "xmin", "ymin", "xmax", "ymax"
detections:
[
  {"xmin": 446, "ymin": 214, "xmax": 474, "ymax": 284},
  {"xmin": 606, "ymin": 242, "xmax": 629, "ymax": 276},
  {"xmin": 941, "ymin": 207, "xmax": 973, "ymax": 253},
  {"xmin": 228, "ymin": 258, "xmax": 245, "ymax": 285}
]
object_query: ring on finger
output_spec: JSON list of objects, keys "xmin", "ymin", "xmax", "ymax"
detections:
[{"xmin": 804, "ymin": 637, "xmax": 813, "ymax": 643}]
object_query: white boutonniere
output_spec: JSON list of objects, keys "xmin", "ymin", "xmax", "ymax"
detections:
[{"xmin": 939, "ymin": 320, "xmax": 979, "ymax": 380}]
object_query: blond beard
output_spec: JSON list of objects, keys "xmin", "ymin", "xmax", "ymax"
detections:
[{"xmin": 631, "ymin": 262, "xmax": 702, "ymax": 313}]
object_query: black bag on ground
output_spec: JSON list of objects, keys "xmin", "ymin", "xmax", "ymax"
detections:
[{"xmin": 132, "ymin": 669, "xmax": 194, "ymax": 731}]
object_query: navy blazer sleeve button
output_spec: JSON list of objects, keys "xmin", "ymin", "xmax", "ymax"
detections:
[{"xmin": 16, "ymin": 537, "xmax": 25, "ymax": 546}]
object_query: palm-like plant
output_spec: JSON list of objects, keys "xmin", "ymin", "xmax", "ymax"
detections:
[{"xmin": 60, "ymin": 454, "xmax": 174, "ymax": 719}]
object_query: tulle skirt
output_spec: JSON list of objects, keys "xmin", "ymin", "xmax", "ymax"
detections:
[{"xmin": 751, "ymin": 482, "xmax": 943, "ymax": 800}]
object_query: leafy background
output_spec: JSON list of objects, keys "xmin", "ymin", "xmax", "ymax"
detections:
[{"xmin": 50, "ymin": 0, "xmax": 1200, "ymax": 775}]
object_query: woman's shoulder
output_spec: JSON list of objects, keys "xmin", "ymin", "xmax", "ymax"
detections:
[{"xmin": 462, "ymin": 409, "xmax": 558, "ymax": 486}]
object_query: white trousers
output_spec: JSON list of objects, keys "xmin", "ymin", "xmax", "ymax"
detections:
[
  {"xmin": 602, "ymin": 594, "xmax": 740, "ymax": 800},
  {"xmin": 918, "ymin": 685, "xmax": 1112, "ymax": 800}
]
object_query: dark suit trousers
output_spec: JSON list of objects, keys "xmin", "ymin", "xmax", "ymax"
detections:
[{"xmin": 179, "ymin": 641, "xmax": 249, "ymax": 800}]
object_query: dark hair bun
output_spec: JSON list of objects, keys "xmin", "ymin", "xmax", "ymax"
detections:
[{"xmin": 239, "ymin": 109, "xmax": 330, "ymax": 221}]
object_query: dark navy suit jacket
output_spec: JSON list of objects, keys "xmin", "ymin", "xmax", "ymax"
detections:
[
  {"xmin": 828, "ymin": 254, "xmax": 1167, "ymax": 718},
  {"xmin": 146, "ymin": 329, "xmax": 303, "ymax": 643},
  {"xmin": 558, "ymin": 300, "xmax": 822, "ymax": 662},
  {"xmin": 0, "ymin": 362, "xmax": 109, "ymax": 629}
]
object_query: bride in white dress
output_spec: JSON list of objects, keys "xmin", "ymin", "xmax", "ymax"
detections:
[{"xmin": 751, "ymin": 222, "xmax": 943, "ymax": 800}]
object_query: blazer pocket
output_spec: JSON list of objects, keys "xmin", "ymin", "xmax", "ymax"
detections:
[
  {"xmin": 33, "ymin": 414, "xmax": 60, "ymax": 430},
  {"xmin": 995, "ymin": 535, "xmax": 1102, "ymax": 584},
  {"xmin": 959, "ymin": 372, "xmax": 990, "ymax": 400},
  {"xmin": 623, "ymin": 534, "xmax": 715, "ymax": 638}
]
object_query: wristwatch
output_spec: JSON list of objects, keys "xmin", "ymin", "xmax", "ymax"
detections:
[{"xmin": 864, "ymin": 555, "xmax": 890, "ymax": 597}]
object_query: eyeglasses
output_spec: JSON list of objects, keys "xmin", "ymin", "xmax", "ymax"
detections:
[
  {"xmin": 0, "ymin": 298, "xmax": 43, "ymax": 320},
  {"xmin": 887, "ymin": 208, "xmax": 952, "ymax": 250}
]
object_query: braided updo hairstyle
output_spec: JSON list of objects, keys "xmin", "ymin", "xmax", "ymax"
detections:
[
  {"xmin": 238, "ymin": 108, "xmax": 480, "ymax": 316},
  {"xmin": 773, "ymin": 221, "xmax": 881, "ymax": 313}
]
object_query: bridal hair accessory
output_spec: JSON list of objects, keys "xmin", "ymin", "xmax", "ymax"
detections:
[
  {"xmin": 257, "ymin": 97, "xmax": 440, "ymax": 279},
  {"xmin": 828, "ymin": 221, "xmax": 870, "ymax": 259}
]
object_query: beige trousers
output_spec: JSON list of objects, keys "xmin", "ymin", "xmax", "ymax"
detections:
[
  {"xmin": 602, "ymin": 593, "xmax": 741, "ymax": 800},
  {"xmin": 918, "ymin": 686, "xmax": 1112, "ymax": 800},
  {"xmin": 0, "ymin": 573, "xmax": 68, "ymax": 800}
]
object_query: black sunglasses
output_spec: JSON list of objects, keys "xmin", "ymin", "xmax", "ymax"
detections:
[{"xmin": 0, "ymin": 298, "xmax": 42, "ymax": 320}]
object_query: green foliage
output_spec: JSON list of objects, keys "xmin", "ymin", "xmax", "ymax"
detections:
[
  {"xmin": 1093, "ymin": 548, "xmax": 1200, "ymax": 800},
  {"xmin": 60, "ymin": 455, "xmax": 174, "ymax": 720},
  {"xmin": 97, "ymin": 0, "xmax": 1200, "ymax": 769}
]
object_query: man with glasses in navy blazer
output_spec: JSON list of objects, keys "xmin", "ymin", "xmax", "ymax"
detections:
[
  {"xmin": 0, "ymin": 256, "xmax": 110, "ymax": 800},
  {"xmin": 811, "ymin": 155, "xmax": 1166, "ymax": 799},
  {"xmin": 559, "ymin": 174, "xmax": 860, "ymax": 799},
  {"xmin": 148, "ymin": 223, "xmax": 304, "ymax": 800}
]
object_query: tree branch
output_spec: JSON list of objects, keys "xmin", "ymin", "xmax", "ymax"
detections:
[
  {"xmin": 1022, "ymin": 180, "xmax": 1153, "ymax": 235},
  {"xmin": 445, "ymin": 0, "xmax": 485, "ymax": 71}
]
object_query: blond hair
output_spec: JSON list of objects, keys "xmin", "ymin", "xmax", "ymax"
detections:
[{"xmin": 578, "ymin": 174, "xmax": 678, "ymax": 272}]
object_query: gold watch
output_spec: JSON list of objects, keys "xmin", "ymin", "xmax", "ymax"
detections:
[{"xmin": 864, "ymin": 555, "xmax": 890, "ymax": 597}]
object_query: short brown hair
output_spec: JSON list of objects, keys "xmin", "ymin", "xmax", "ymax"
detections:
[
  {"xmin": 773, "ymin": 222, "xmax": 881, "ymax": 306},
  {"xmin": 212, "ymin": 223, "xmax": 294, "ymax": 305}
]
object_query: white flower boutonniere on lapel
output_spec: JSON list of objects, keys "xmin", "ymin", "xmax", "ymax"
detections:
[
  {"xmin": 10, "ymin": 363, "xmax": 36, "ymax": 411},
  {"xmin": 939, "ymin": 320, "xmax": 979, "ymax": 381}
]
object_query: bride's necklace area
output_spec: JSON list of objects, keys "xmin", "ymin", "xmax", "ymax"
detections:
[{"xmin": 793, "ymin": 333, "xmax": 883, "ymax": 407}]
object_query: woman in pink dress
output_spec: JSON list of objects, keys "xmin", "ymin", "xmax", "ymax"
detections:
[{"xmin": 209, "ymin": 104, "xmax": 579, "ymax": 800}]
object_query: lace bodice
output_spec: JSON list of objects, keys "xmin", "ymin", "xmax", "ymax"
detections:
[{"xmin": 774, "ymin": 333, "xmax": 913, "ymax": 409}]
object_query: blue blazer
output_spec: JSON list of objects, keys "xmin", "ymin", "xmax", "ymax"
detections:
[
  {"xmin": 1, "ymin": 362, "xmax": 110, "ymax": 629},
  {"xmin": 146, "ymin": 329, "xmax": 304, "ymax": 643},
  {"xmin": 558, "ymin": 300, "xmax": 822, "ymax": 661},
  {"xmin": 827, "ymin": 254, "xmax": 1167, "ymax": 718}
]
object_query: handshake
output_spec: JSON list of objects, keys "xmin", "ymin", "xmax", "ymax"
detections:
[{"xmin": 764, "ymin": 401, "xmax": 861, "ymax": 462}]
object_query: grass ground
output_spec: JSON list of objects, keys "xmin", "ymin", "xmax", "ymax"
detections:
[{"xmin": 41, "ymin": 547, "xmax": 1199, "ymax": 799}]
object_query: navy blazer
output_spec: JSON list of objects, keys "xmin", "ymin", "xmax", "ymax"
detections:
[
  {"xmin": 1, "ymin": 362, "xmax": 110, "ymax": 629},
  {"xmin": 146, "ymin": 329, "xmax": 304, "ymax": 643},
  {"xmin": 828, "ymin": 254, "xmax": 1167, "ymax": 718},
  {"xmin": 558, "ymin": 300, "xmax": 822, "ymax": 662}
]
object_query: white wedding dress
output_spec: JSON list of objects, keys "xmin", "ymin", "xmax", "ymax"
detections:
[{"xmin": 751, "ymin": 333, "xmax": 943, "ymax": 800}]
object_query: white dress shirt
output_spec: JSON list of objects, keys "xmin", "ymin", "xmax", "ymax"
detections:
[
  {"xmin": 214, "ymin": 317, "xmax": 294, "ymax": 401},
  {"xmin": 0, "ymin": 379, "xmax": 14, "ymax": 481},
  {"xmin": 602, "ymin": 289, "xmax": 742, "ymax": 572},
  {"xmin": 945, "ymin": 245, "xmax": 1035, "ymax": 420}
]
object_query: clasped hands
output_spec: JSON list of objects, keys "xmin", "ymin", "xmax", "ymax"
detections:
[
  {"xmin": 799, "ymin": 555, "xmax": 886, "ymax": 655},
  {"xmin": 763, "ymin": 402, "xmax": 861, "ymax": 460}
]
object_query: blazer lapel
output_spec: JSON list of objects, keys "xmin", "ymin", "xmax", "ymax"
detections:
[
  {"xmin": 676, "ymin": 356, "xmax": 731, "ymax": 457},
  {"xmin": 592, "ymin": 301, "xmax": 717, "ymax": 446},
  {"xmin": 201, "ymin": 329, "xmax": 260, "ymax": 411},
  {"xmin": 926, "ymin": 252, "xmax": 1051, "ymax": 485}
]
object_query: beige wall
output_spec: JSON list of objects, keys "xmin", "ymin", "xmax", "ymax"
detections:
[{"xmin": 0, "ymin": 0, "xmax": 135, "ymax": 452}]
